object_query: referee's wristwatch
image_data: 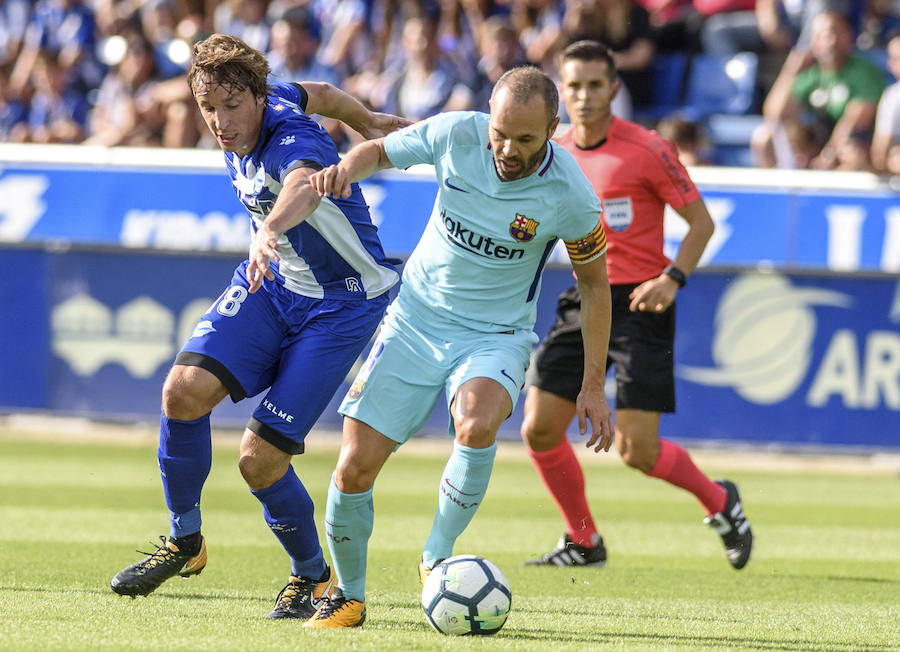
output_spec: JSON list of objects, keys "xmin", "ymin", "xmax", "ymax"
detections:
[{"xmin": 663, "ymin": 265, "xmax": 687, "ymax": 288}]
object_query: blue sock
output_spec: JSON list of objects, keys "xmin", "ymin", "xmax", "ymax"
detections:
[
  {"xmin": 324, "ymin": 474, "xmax": 373, "ymax": 601},
  {"xmin": 422, "ymin": 441, "xmax": 497, "ymax": 568},
  {"xmin": 158, "ymin": 413, "xmax": 212, "ymax": 538},
  {"xmin": 251, "ymin": 465, "xmax": 325, "ymax": 579}
]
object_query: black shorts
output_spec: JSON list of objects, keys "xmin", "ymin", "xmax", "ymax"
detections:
[{"xmin": 530, "ymin": 284, "xmax": 676, "ymax": 412}]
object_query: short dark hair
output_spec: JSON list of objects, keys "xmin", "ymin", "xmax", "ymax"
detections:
[
  {"xmin": 188, "ymin": 33, "xmax": 271, "ymax": 99},
  {"xmin": 491, "ymin": 65, "xmax": 559, "ymax": 125},
  {"xmin": 562, "ymin": 40, "xmax": 617, "ymax": 80}
]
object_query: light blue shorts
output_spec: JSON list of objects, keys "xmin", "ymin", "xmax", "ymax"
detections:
[{"xmin": 338, "ymin": 301, "xmax": 536, "ymax": 444}]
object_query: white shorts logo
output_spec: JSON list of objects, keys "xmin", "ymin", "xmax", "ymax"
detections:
[{"xmin": 603, "ymin": 197, "xmax": 633, "ymax": 232}]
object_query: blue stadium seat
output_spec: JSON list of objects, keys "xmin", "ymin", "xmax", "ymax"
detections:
[
  {"xmin": 681, "ymin": 52, "xmax": 759, "ymax": 120},
  {"xmin": 633, "ymin": 53, "xmax": 688, "ymax": 124},
  {"xmin": 706, "ymin": 114, "xmax": 764, "ymax": 167}
]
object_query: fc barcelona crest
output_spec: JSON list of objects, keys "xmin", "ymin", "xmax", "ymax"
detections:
[{"xmin": 510, "ymin": 213, "xmax": 539, "ymax": 242}]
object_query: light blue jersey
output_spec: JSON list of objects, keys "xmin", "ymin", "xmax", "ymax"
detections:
[{"xmin": 384, "ymin": 111, "xmax": 604, "ymax": 335}]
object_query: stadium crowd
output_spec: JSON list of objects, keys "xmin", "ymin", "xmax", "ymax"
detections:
[{"xmin": 0, "ymin": 0, "xmax": 898, "ymax": 172}]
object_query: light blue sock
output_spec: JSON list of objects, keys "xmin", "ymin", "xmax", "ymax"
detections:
[
  {"xmin": 422, "ymin": 441, "xmax": 497, "ymax": 568},
  {"xmin": 324, "ymin": 474, "xmax": 373, "ymax": 601},
  {"xmin": 251, "ymin": 466, "xmax": 325, "ymax": 579}
]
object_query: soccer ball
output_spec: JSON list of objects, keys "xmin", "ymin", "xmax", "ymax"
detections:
[{"xmin": 421, "ymin": 555, "xmax": 512, "ymax": 636}]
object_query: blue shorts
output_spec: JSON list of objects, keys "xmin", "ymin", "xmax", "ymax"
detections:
[
  {"xmin": 178, "ymin": 261, "xmax": 389, "ymax": 454},
  {"xmin": 338, "ymin": 299, "xmax": 535, "ymax": 444}
]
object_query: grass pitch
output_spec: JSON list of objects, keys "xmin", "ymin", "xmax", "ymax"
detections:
[{"xmin": 1, "ymin": 423, "xmax": 898, "ymax": 651}]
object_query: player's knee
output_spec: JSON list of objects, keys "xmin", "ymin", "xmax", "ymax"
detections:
[
  {"xmin": 454, "ymin": 417, "xmax": 497, "ymax": 449},
  {"xmin": 237, "ymin": 454, "xmax": 264, "ymax": 488},
  {"xmin": 334, "ymin": 458, "xmax": 378, "ymax": 494},
  {"xmin": 162, "ymin": 380, "xmax": 206, "ymax": 420},
  {"xmin": 520, "ymin": 418, "xmax": 560, "ymax": 452},
  {"xmin": 161, "ymin": 367, "xmax": 223, "ymax": 420},
  {"xmin": 619, "ymin": 437, "xmax": 658, "ymax": 473},
  {"xmin": 238, "ymin": 453, "xmax": 283, "ymax": 491}
]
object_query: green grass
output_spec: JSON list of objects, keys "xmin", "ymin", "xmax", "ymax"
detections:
[{"xmin": 1, "ymin": 429, "xmax": 899, "ymax": 651}]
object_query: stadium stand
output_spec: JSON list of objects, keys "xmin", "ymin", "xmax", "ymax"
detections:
[{"xmin": 0, "ymin": 0, "xmax": 894, "ymax": 168}]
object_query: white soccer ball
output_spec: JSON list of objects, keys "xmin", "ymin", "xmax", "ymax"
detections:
[{"xmin": 421, "ymin": 554, "xmax": 512, "ymax": 636}]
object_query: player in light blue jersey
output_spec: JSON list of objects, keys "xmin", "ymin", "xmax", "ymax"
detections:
[
  {"xmin": 303, "ymin": 66, "xmax": 615, "ymax": 628},
  {"xmin": 110, "ymin": 34, "xmax": 408, "ymax": 620}
]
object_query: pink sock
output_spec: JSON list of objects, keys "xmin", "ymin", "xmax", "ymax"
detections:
[
  {"xmin": 647, "ymin": 439, "xmax": 727, "ymax": 515},
  {"xmin": 528, "ymin": 438, "xmax": 598, "ymax": 545}
]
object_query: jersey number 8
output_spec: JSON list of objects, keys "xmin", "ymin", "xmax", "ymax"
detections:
[{"xmin": 216, "ymin": 286, "xmax": 249, "ymax": 317}]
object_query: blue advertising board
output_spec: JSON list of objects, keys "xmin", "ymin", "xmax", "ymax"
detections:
[
  {"xmin": 669, "ymin": 269, "xmax": 900, "ymax": 449},
  {"xmin": 1, "ymin": 145, "xmax": 899, "ymax": 272},
  {"xmin": 2, "ymin": 244, "xmax": 898, "ymax": 450}
]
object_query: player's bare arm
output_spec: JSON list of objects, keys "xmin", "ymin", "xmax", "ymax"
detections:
[
  {"xmin": 573, "ymin": 254, "xmax": 614, "ymax": 453},
  {"xmin": 246, "ymin": 166, "xmax": 321, "ymax": 293},
  {"xmin": 629, "ymin": 198, "xmax": 714, "ymax": 312},
  {"xmin": 309, "ymin": 138, "xmax": 394, "ymax": 199},
  {"xmin": 301, "ymin": 82, "xmax": 411, "ymax": 139}
]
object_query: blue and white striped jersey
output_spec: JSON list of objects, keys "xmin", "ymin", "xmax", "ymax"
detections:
[{"xmin": 224, "ymin": 82, "xmax": 399, "ymax": 300}]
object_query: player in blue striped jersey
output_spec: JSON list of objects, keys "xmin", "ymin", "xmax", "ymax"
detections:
[
  {"xmin": 304, "ymin": 66, "xmax": 615, "ymax": 628},
  {"xmin": 110, "ymin": 34, "xmax": 408, "ymax": 619}
]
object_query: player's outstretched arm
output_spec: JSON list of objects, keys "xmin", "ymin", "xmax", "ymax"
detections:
[
  {"xmin": 309, "ymin": 138, "xmax": 394, "ymax": 199},
  {"xmin": 246, "ymin": 166, "xmax": 322, "ymax": 293},
  {"xmin": 302, "ymin": 81, "xmax": 411, "ymax": 139},
  {"xmin": 573, "ymin": 255, "xmax": 614, "ymax": 453}
]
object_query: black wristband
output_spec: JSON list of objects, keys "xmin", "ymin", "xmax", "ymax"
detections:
[{"xmin": 663, "ymin": 265, "xmax": 687, "ymax": 288}]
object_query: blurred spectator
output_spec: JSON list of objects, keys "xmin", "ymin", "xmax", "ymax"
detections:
[
  {"xmin": 871, "ymin": 32, "xmax": 900, "ymax": 172},
  {"xmin": 697, "ymin": 0, "xmax": 760, "ymax": 55},
  {"xmin": 214, "ymin": 0, "xmax": 272, "ymax": 53},
  {"xmin": 139, "ymin": 0, "xmax": 194, "ymax": 79},
  {"xmin": 784, "ymin": 121, "xmax": 823, "ymax": 167},
  {"xmin": 368, "ymin": 13, "xmax": 474, "ymax": 120},
  {"xmin": 656, "ymin": 115, "xmax": 714, "ymax": 165},
  {"xmin": 648, "ymin": 0, "xmax": 856, "ymax": 55},
  {"xmin": 511, "ymin": 0, "xmax": 564, "ymax": 70},
  {"xmin": 22, "ymin": 47, "xmax": 91, "ymax": 143},
  {"xmin": 642, "ymin": 0, "xmax": 706, "ymax": 52},
  {"xmin": 84, "ymin": 31, "xmax": 165, "ymax": 146},
  {"xmin": 456, "ymin": 0, "xmax": 515, "ymax": 44},
  {"xmin": 755, "ymin": 0, "xmax": 857, "ymax": 52},
  {"xmin": 268, "ymin": 6, "xmax": 350, "ymax": 148},
  {"xmin": 311, "ymin": 0, "xmax": 373, "ymax": 78},
  {"xmin": 857, "ymin": 0, "xmax": 900, "ymax": 50},
  {"xmin": 435, "ymin": 0, "xmax": 481, "ymax": 80},
  {"xmin": 0, "ymin": 67, "xmax": 28, "ymax": 141},
  {"xmin": 9, "ymin": 0, "xmax": 105, "ymax": 97},
  {"xmin": 0, "ymin": 0, "xmax": 31, "ymax": 68},
  {"xmin": 93, "ymin": 0, "xmax": 134, "ymax": 37},
  {"xmin": 268, "ymin": 6, "xmax": 339, "ymax": 84},
  {"xmin": 752, "ymin": 10, "xmax": 885, "ymax": 169},
  {"xmin": 357, "ymin": 0, "xmax": 443, "ymax": 85},
  {"xmin": 834, "ymin": 130, "xmax": 873, "ymax": 169},
  {"xmin": 562, "ymin": 0, "xmax": 655, "ymax": 108},
  {"xmin": 885, "ymin": 141, "xmax": 900, "ymax": 174},
  {"xmin": 469, "ymin": 15, "xmax": 527, "ymax": 111}
]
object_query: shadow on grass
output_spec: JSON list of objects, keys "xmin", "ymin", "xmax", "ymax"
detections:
[
  {"xmin": 0, "ymin": 585, "xmax": 270, "ymax": 604},
  {"xmin": 372, "ymin": 600, "xmax": 898, "ymax": 650},
  {"xmin": 507, "ymin": 627, "xmax": 897, "ymax": 651},
  {"xmin": 821, "ymin": 575, "xmax": 900, "ymax": 585}
]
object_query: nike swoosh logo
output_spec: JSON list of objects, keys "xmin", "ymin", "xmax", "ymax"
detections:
[
  {"xmin": 500, "ymin": 369, "xmax": 515, "ymax": 384},
  {"xmin": 444, "ymin": 178, "xmax": 469, "ymax": 192}
]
